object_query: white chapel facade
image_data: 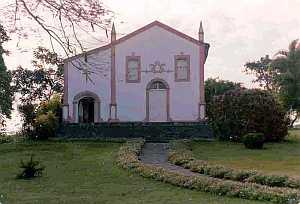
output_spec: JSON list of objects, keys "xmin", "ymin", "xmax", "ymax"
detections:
[{"xmin": 62, "ymin": 21, "xmax": 210, "ymax": 123}]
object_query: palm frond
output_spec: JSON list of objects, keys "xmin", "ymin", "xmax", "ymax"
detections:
[
  {"xmin": 289, "ymin": 39, "xmax": 299, "ymax": 52},
  {"xmin": 275, "ymin": 50, "xmax": 288, "ymax": 57}
]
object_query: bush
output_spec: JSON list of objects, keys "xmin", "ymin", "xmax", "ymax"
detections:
[
  {"xmin": 33, "ymin": 111, "xmax": 58, "ymax": 140},
  {"xmin": 37, "ymin": 94, "xmax": 62, "ymax": 119},
  {"xmin": 118, "ymin": 140, "xmax": 300, "ymax": 204},
  {"xmin": 0, "ymin": 133, "xmax": 16, "ymax": 144},
  {"xmin": 17, "ymin": 155, "xmax": 45, "ymax": 179},
  {"xmin": 19, "ymin": 95, "xmax": 62, "ymax": 140},
  {"xmin": 209, "ymin": 89, "xmax": 289, "ymax": 142},
  {"xmin": 168, "ymin": 140, "xmax": 300, "ymax": 189},
  {"xmin": 242, "ymin": 133, "xmax": 265, "ymax": 149},
  {"xmin": 18, "ymin": 103, "xmax": 36, "ymax": 136}
]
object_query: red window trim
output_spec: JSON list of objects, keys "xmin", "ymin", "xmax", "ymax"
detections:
[
  {"xmin": 174, "ymin": 55, "xmax": 190, "ymax": 82},
  {"xmin": 126, "ymin": 56, "xmax": 141, "ymax": 83}
]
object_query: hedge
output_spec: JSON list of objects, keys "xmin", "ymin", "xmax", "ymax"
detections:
[
  {"xmin": 116, "ymin": 139, "xmax": 300, "ymax": 204},
  {"xmin": 208, "ymin": 89, "xmax": 289, "ymax": 142},
  {"xmin": 168, "ymin": 140, "xmax": 300, "ymax": 189}
]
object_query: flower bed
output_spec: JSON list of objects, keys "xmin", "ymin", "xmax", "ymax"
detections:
[
  {"xmin": 168, "ymin": 140, "xmax": 300, "ymax": 189},
  {"xmin": 116, "ymin": 139, "xmax": 300, "ymax": 204}
]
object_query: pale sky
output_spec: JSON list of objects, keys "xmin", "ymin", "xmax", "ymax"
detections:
[{"xmin": 2, "ymin": 0, "xmax": 300, "ymax": 131}]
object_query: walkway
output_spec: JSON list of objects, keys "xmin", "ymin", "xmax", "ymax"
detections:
[{"xmin": 139, "ymin": 142, "xmax": 197, "ymax": 176}]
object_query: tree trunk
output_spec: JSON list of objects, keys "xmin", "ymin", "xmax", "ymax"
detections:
[{"xmin": 290, "ymin": 113, "xmax": 299, "ymax": 128}]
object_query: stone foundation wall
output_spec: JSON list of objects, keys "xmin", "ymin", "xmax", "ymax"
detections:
[{"xmin": 57, "ymin": 122, "xmax": 213, "ymax": 141}]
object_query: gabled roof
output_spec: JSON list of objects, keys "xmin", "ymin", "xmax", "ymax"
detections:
[{"xmin": 64, "ymin": 20, "xmax": 210, "ymax": 62}]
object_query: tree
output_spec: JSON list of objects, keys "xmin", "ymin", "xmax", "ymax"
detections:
[
  {"xmin": 205, "ymin": 78, "xmax": 242, "ymax": 119},
  {"xmin": 244, "ymin": 55, "xmax": 278, "ymax": 93},
  {"xmin": 1, "ymin": 0, "xmax": 113, "ymax": 57},
  {"xmin": 272, "ymin": 40, "xmax": 300, "ymax": 127},
  {"xmin": 244, "ymin": 40, "xmax": 300, "ymax": 127},
  {"xmin": 0, "ymin": 24, "xmax": 13, "ymax": 129},
  {"xmin": 12, "ymin": 47, "xmax": 64, "ymax": 103}
]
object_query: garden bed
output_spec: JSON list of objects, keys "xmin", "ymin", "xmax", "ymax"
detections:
[
  {"xmin": 168, "ymin": 140, "xmax": 300, "ymax": 189},
  {"xmin": 116, "ymin": 139, "xmax": 300, "ymax": 204}
]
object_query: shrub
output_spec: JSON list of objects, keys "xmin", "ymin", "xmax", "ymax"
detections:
[
  {"xmin": 19, "ymin": 95, "xmax": 62, "ymax": 140},
  {"xmin": 17, "ymin": 155, "xmax": 45, "ymax": 179},
  {"xmin": 117, "ymin": 140, "xmax": 300, "ymax": 204},
  {"xmin": 209, "ymin": 89, "xmax": 289, "ymax": 142},
  {"xmin": 37, "ymin": 94, "xmax": 62, "ymax": 119},
  {"xmin": 0, "ymin": 133, "xmax": 9, "ymax": 144},
  {"xmin": 168, "ymin": 140, "xmax": 300, "ymax": 189},
  {"xmin": 33, "ymin": 111, "xmax": 58, "ymax": 140},
  {"xmin": 18, "ymin": 103, "xmax": 36, "ymax": 136},
  {"xmin": 242, "ymin": 133, "xmax": 265, "ymax": 149},
  {"xmin": 205, "ymin": 78, "xmax": 242, "ymax": 118}
]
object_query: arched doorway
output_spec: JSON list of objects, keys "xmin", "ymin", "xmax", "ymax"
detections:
[
  {"xmin": 73, "ymin": 91, "xmax": 101, "ymax": 123},
  {"xmin": 78, "ymin": 97, "xmax": 94, "ymax": 123},
  {"xmin": 146, "ymin": 79, "xmax": 170, "ymax": 122}
]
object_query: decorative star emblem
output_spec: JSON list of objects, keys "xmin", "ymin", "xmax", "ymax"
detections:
[{"xmin": 149, "ymin": 61, "xmax": 166, "ymax": 73}]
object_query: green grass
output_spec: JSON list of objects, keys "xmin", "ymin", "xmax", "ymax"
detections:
[
  {"xmin": 0, "ymin": 141, "xmax": 266, "ymax": 204},
  {"xmin": 191, "ymin": 129, "xmax": 300, "ymax": 177}
]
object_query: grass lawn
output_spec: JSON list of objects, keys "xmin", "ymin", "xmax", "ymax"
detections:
[
  {"xmin": 191, "ymin": 129, "xmax": 300, "ymax": 177},
  {"xmin": 0, "ymin": 141, "xmax": 266, "ymax": 204}
]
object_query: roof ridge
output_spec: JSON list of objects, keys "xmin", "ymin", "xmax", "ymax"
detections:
[{"xmin": 65, "ymin": 20, "xmax": 209, "ymax": 62}]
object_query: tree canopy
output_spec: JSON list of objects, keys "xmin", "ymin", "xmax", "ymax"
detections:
[
  {"xmin": 244, "ymin": 39, "xmax": 300, "ymax": 126},
  {"xmin": 12, "ymin": 47, "xmax": 64, "ymax": 103},
  {"xmin": 244, "ymin": 55, "xmax": 278, "ymax": 93},
  {"xmin": 1, "ymin": 0, "xmax": 113, "ymax": 56},
  {"xmin": 272, "ymin": 40, "xmax": 300, "ymax": 126},
  {"xmin": 0, "ymin": 24, "xmax": 13, "ymax": 128}
]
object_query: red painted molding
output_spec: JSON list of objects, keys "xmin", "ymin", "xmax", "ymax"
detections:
[
  {"xmin": 126, "ymin": 55, "xmax": 141, "ymax": 83},
  {"xmin": 145, "ymin": 78, "xmax": 170, "ymax": 122},
  {"xmin": 64, "ymin": 21, "xmax": 210, "ymax": 63},
  {"xmin": 174, "ymin": 54, "xmax": 191, "ymax": 82},
  {"xmin": 63, "ymin": 63, "xmax": 69, "ymax": 106}
]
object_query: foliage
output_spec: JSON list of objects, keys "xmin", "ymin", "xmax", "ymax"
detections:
[
  {"xmin": 33, "ymin": 95, "xmax": 61, "ymax": 139},
  {"xmin": 1, "ymin": 141, "xmax": 261, "ymax": 204},
  {"xmin": 33, "ymin": 111, "xmax": 59, "ymax": 140},
  {"xmin": 245, "ymin": 40, "xmax": 300, "ymax": 127},
  {"xmin": 12, "ymin": 47, "xmax": 64, "ymax": 103},
  {"xmin": 168, "ymin": 140, "xmax": 300, "ymax": 189},
  {"xmin": 18, "ymin": 95, "xmax": 61, "ymax": 139},
  {"xmin": 244, "ymin": 55, "xmax": 278, "ymax": 92},
  {"xmin": 0, "ymin": 24, "xmax": 13, "ymax": 127},
  {"xmin": 272, "ymin": 40, "xmax": 300, "ymax": 127},
  {"xmin": 117, "ymin": 140, "xmax": 300, "ymax": 204},
  {"xmin": 242, "ymin": 133, "xmax": 265, "ymax": 149},
  {"xmin": 0, "ymin": 133, "xmax": 15, "ymax": 144},
  {"xmin": 205, "ymin": 78, "xmax": 242, "ymax": 118},
  {"xmin": 1, "ymin": 0, "xmax": 113, "ymax": 58},
  {"xmin": 18, "ymin": 103, "xmax": 36, "ymax": 134},
  {"xmin": 17, "ymin": 155, "xmax": 45, "ymax": 179},
  {"xmin": 209, "ymin": 89, "xmax": 289, "ymax": 142},
  {"xmin": 37, "ymin": 94, "xmax": 62, "ymax": 118}
]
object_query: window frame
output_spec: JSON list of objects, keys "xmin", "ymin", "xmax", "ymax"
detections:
[
  {"xmin": 126, "ymin": 56, "xmax": 141, "ymax": 83},
  {"xmin": 174, "ymin": 55, "xmax": 190, "ymax": 82}
]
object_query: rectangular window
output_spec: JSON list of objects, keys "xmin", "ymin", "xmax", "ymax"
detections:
[
  {"xmin": 126, "ymin": 56, "xmax": 141, "ymax": 83},
  {"xmin": 175, "ymin": 55, "xmax": 190, "ymax": 82}
]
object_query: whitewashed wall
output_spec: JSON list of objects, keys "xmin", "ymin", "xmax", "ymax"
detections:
[
  {"xmin": 115, "ymin": 25, "xmax": 200, "ymax": 121},
  {"xmin": 66, "ymin": 49, "xmax": 111, "ymax": 121},
  {"xmin": 65, "ymin": 25, "xmax": 202, "ymax": 122}
]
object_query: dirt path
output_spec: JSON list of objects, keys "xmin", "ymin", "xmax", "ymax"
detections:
[{"xmin": 139, "ymin": 142, "xmax": 197, "ymax": 176}]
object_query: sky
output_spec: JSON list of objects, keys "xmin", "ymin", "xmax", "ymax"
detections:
[{"xmin": 2, "ymin": 0, "xmax": 300, "ymax": 131}]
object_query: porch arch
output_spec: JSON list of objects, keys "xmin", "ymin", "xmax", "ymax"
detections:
[{"xmin": 73, "ymin": 91, "xmax": 101, "ymax": 123}]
